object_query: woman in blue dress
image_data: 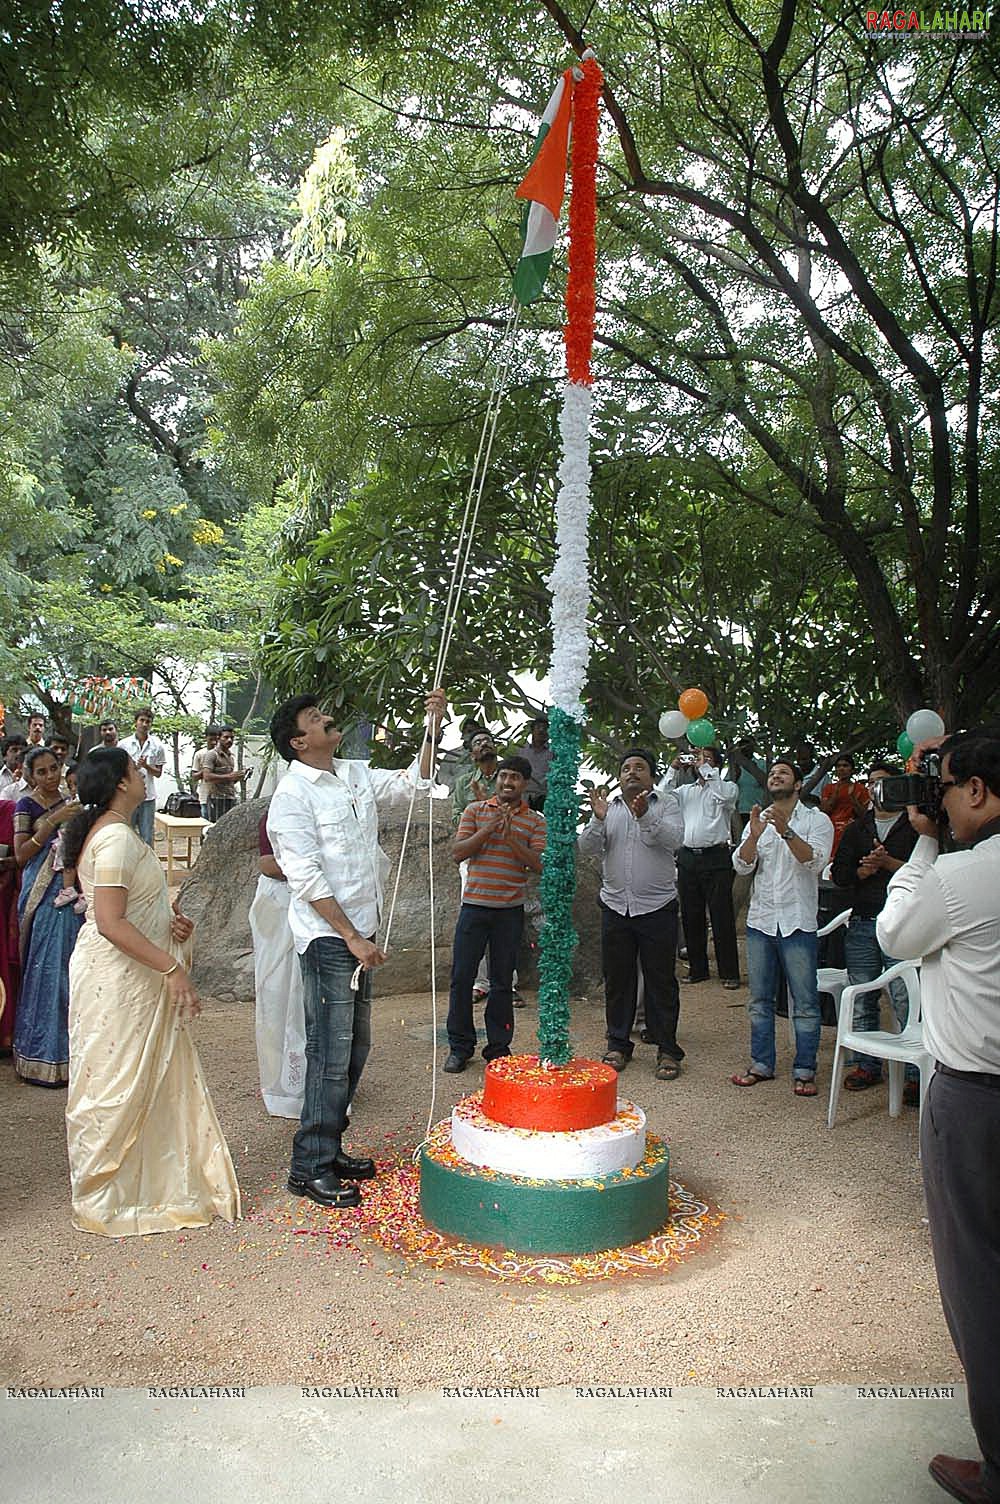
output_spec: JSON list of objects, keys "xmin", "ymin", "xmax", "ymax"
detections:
[{"xmin": 13, "ymin": 745, "xmax": 83, "ymax": 1084}]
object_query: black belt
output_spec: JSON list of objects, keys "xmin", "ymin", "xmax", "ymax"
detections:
[
  {"xmin": 936, "ymin": 1062, "xmax": 1000, "ymax": 1089},
  {"xmin": 683, "ymin": 843, "xmax": 730, "ymax": 854}
]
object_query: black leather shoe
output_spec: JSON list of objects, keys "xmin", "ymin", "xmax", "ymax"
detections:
[
  {"xmin": 928, "ymin": 1456, "xmax": 989, "ymax": 1503},
  {"xmin": 443, "ymin": 1051, "xmax": 469, "ymax": 1073},
  {"xmin": 287, "ymin": 1173, "xmax": 361, "ymax": 1208},
  {"xmin": 332, "ymin": 1154, "xmax": 375, "ymax": 1180}
]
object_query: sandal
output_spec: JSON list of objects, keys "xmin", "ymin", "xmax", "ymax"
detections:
[
  {"xmin": 730, "ymin": 1070, "xmax": 773, "ymax": 1087},
  {"xmin": 655, "ymin": 1056, "xmax": 681, "ymax": 1081},
  {"xmin": 602, "ymin": 1051, "xmax": 628, "ymax": 1072},
  {"xmin": 843, "ymin": 1067, "xmax": 881, "ymax": 1092},
  {"xmin": 793, "ymin": 1078, "xmax": 818, "ymax": 1097}
]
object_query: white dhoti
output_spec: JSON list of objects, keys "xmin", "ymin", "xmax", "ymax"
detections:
[{"xmin": 249, "ymin": 874, "xmax": 306, "ymax": 1119}]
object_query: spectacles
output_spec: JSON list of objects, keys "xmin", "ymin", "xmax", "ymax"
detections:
[{"xmin": 939, "ymin": 780, "xmax": 961, "ymax": 795}]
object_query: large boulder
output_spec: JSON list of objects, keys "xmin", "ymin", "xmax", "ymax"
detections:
[{"xmin": 179, "ymin": 795, "xmax": 604, "ymax": 1002}]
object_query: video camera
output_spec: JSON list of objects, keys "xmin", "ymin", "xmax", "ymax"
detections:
[{"xmin": 874, "ymin": 749, "xmax": 944, "ymax": 821}]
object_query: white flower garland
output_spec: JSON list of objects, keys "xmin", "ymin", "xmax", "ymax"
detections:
[{"xmin": 546, "ymin": 379, "xmax": 593, "ymax": 718}]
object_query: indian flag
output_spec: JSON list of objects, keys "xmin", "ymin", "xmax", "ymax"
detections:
[{"xmin": 513, "ymin": 70, "xmax": 574, "ymax": 306}]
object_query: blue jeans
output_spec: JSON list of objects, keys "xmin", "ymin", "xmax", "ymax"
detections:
[
  {"xmin": 746, "ymin": 926, "xmax": 820, "ymax": 1080},
  {"xmin": 843, "ymin": 915, "xmax": 916, "ymax": 1080},
  {"xmin": 446, "ymin": 904, "xmax": 523, "ymax": 1060},
  {"xmin": 131, "ymin": 799, "xmax": 156, "ymax": 847},
  {"xmin": 291, "ymin": 935, "xmax": 372, "ymax": 1179}
]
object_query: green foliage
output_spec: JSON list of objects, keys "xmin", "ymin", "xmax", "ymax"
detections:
[
  {"xmin": 209, "ymin": 0, "xmax": 999, "ymax": 749},
  {"xmin": 0, "ymin": 0, "xmax": 426, "ymax": 270}
]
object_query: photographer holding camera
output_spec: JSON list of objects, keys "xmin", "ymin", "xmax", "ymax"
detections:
[{"xmin": 877, "ymin": 728, "xmax": 1000, "ymax": 1504}]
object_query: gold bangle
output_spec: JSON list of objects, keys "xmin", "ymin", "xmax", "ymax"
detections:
[{"xmin": 161, "ymin": 962, "xmax": 179, "ymax": 977}]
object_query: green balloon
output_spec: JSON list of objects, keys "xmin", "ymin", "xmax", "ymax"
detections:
[
  {"xmin": 687, "ymin": 717, "xmax": 716, "ymax": 747},
  {"xmin": 896, "ymin": 731, "xmax": 914, "ymax": 758}
]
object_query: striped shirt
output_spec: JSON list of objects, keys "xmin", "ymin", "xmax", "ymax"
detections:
[{"xmin": 458, "ymin": 797, "xmax": 547, "ymax": 908}]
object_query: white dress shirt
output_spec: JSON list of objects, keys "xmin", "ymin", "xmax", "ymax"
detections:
[
  {"xmin": 119, "ymin": 732, "xmax": 166, "ymax": 802},
  {"xmin": 0, "ymin": 766, "xmax": 20, "ymax": 798},
  {"xmin": 878, "ymin": 831, "xmax": 1000, "ymax": 1074},
  {"xmin": 578, "ymin": 790, "xmax": 684, "ymax": 916},
  {"xmin": 267, "ymin": 757, "xmax": 439, "ymax": 953},
  {"xmin": 733, "ymin": 800, "xmax": 833, "ymax": 935},
  {"xmin": 662, "ymin": 765, "xmax": 738, "ymax": 847}
]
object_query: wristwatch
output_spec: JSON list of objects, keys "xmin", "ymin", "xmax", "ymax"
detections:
[{"xmin": 780, "ymin": 831, "xmax": 794, "ymax": 842}]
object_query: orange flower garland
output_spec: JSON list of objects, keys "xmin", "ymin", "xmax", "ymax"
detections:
[{"xmin": 564, "ymin": 54, "xmax": 603, "ymax": 387}]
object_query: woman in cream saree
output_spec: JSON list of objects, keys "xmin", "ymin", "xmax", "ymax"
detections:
[{"xmin": 66, "ymin": 748, "xmax": 240, "ymax": 1237}]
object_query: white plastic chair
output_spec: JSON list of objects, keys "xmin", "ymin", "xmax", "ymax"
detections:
[
  {"xmin": 786, "ymin": 907, "xmax": 852, "ymax": 1047},
  {"xmin": 827, "ymin": 959, "xmax": 932, "ymax": 1127}
]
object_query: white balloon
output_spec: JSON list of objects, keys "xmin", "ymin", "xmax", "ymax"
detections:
[
  {"xmin": 905, "ymin": 707, "xmax": 945, "ymax": 743},
  {"xmin": 658, "ymin": 710, "xmax": 690, "ymax": 739}
]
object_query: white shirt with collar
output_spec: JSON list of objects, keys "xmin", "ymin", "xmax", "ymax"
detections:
[
  {"xmin": 732, "ymin": 800, "xmax": 833, "ymax": 935},
  {"xmin": 267, "ymin": 756, "xmax": 440, "ymax": 954},
  {"xmin": 119, "ymin": 732, "xmax": 166, "ymax": 802},
  {"xmin": 661, "ymin": 764, "xmax": 738, "ymax": 847},
  {"xmin": 878, "ymin": 831, "xmax": 1000, "ymax": 1074}
]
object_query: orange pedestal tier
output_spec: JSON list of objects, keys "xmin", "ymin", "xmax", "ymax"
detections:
[{"xmin": 482, "ymin": 1054, "xmax": 618, "ymax": 1132}]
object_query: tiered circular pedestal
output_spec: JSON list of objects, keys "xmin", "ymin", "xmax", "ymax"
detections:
[{"xmin": 419, "ymin": 1054, "xmax": 670, "ymax": 1254}]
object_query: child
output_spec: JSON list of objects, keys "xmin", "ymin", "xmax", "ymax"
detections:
[{"xmin": 52, "ymin": 761, "xmax": 86, "ymax": 914}]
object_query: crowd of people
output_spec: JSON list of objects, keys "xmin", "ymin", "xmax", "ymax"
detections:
[
  {"xmin": 1, "ymin": 694, "xmax": 997, "ymax": 1502},
  {"xmin": 0, "ymin": 707, "xmax": 248, "ymax": 1087}
]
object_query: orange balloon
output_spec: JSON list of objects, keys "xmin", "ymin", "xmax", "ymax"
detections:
[{"xmin": 678, "ymin": 687, "xmax": 709, "ymax": 720}]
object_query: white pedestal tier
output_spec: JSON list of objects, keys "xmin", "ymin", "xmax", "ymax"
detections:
[{"xmin": 450, "ymin": 1093, "xmax": 646, "ymax": 1180}]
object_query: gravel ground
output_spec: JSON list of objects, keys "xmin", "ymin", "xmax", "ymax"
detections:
[{"xmin": 0, "ymin": 976, "xmax": 957, "ymax": 1391}]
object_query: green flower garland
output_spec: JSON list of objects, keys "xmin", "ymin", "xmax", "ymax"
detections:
[{"xmin": 536, "ymin": 707, "xmax": 581, "ymax": 1066}]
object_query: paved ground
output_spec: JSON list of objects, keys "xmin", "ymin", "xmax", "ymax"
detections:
[{"xmin": 0, "ymin": 1385, "xmax": 977, "ymax": 1502}]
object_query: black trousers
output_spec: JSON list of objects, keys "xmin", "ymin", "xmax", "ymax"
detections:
[
  {"xmin": 921, "ymin": 1069, "xmax": 1000, "ymax": 1500},
  {"xmin": 676, "ymin": 845, "xmax": 740, "ymax": 982},
  {"xmin": 600, "ymin": 899, "xmax": 683, "ymax": 1061}
]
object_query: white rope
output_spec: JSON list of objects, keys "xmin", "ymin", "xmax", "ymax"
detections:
[
  {"xmin": 382, "ymin": 299, "xmax": 523, "ymax": 954},
  {"xmin": 353, "ymin": 302, "xmax": 524, "ymax": 1142},
  {"xmin": 414, "ymin": 773, "xmax": 439, "ymax": 1157},
  {"xmin": 434, "ymin": 303, "xmax": 523, "ymax": 680}
]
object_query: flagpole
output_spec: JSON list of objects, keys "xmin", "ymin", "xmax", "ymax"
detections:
[{"xmin": 536, "ymin": 51, "xmax": 603, "ymax": 1068}]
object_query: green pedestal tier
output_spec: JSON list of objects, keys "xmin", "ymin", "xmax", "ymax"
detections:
[{"xmin": 419, "ymin": 1128, "xmax": 670, "ymax": 1255}]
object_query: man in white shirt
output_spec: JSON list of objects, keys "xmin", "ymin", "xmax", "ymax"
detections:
[
  {"xmin": 664, "ymin": 745, "xmax": 741, "ymax": 988},
  {"xmin": 267, "ymin": 686, "xmax": 447, "ymax": 1210},
  {"xmin": 878, "ymin": 729, "xmax": 1000, "ymax": 1504},
  {"xmin": 119, "ymin": 708, "xmax": 166, "ymax": 846},
  {"xmin": 0, "ymin": 736, "xmax": 27, "ymax": 798},
  {"xmin": 731, "ymin": 759, "xmax": 834, "ymax": 1095}
]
